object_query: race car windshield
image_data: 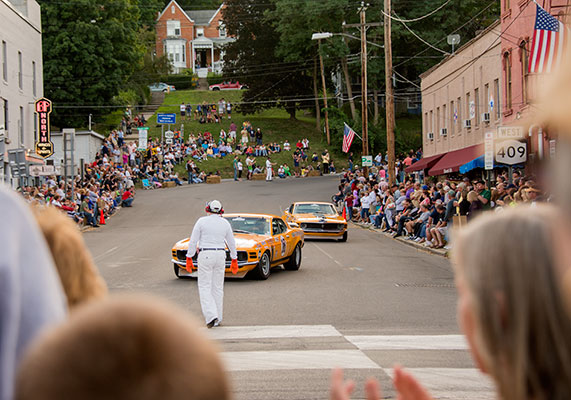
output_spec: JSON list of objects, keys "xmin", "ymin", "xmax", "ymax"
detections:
[
  {"xmin": 293, "ymin": 203, "xmax": 337, "ymax": 215},
  {"xmin": 225, "ymin": 217, "xmax": 271, "ymax": 235}
]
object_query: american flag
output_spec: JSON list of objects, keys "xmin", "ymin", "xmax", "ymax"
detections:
[
  {"xmin": 342, "ymin": 123, "xmax": 356, "ymax": 153},
  {"xmin": 529, "ymin": 4, "xmax": 567, "ymax": 74}
]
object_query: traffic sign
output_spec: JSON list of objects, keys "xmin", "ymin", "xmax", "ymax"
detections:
[
  {"xmin": 361, "ymin": 155, "xmax": 373, "ymax": 167},
  {"xmin": 165, "ymin": 138, "xmax": 173, "ymax": 144},
  {"xmin": 138, "ymin": 127, "xmax": 149, "ymax": 150},
  {"xmin": 495, "ymin": 139, "xmax": 527, "ymax": 165},
  {"xmin": 497, "ymin": 126, "xmax": 524, "ymax": 139},
  {"xmin": 29, "ymin": 165, "xmax": 62, "ymax": 177},
  {"xmin": 164, "ymin": 130, "xmax": 174, "ymax": 139},
  {"xmin": 157, "ymin": 113, "xmax": 176, "ymax": 124}
]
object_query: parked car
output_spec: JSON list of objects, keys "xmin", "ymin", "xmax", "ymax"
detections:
[
  {"xmin": 208, "ymin": 81, "xmax": 248, "ymax": 91},
  {"xmin": 148, "ymin": 82, "xmax": 176, "ymax": 93}
]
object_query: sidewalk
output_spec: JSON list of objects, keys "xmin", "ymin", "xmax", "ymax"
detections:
[{"xmin": 352, "ymin": 221, "xmax": 449, "ymax": 258}]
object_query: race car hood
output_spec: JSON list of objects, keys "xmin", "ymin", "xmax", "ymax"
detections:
[
  {"xmin": 292, "ymin": 213, "xmax": 345, "ymax": 223},
  {"xmin": 173, "ymin": 233, "xmax": 271, "ymax": 251}
]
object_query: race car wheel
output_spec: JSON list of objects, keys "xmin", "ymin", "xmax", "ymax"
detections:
[
  {"xmin": 339, "ymin": 231, "xmax": 348, "ymax": 242},
  {"xmin": 212, "ymin": 87, "xmax": 220, "ymax": 91},
  {"xmin": 284, "ymin": 243, "xmax": 302, "ymax": 271},
  {"xmin": 252, "ymin": 252, "xmax": 271, "ymax": 280}
]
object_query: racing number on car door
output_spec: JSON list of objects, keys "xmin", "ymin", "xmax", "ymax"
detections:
[{"xmin": 272, "ymin": 218, "xmax": 289, "ymax": 259}]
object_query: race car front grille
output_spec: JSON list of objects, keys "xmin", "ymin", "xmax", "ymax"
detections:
[
  {"xmin": 300, "ymin": 223, "xmax": 345, "ymax": 233},
  {"xmin": 227, "ymin": 251, "xmax": 248, "ymax": 262}
]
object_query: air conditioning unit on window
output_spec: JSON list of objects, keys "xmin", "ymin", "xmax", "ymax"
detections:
[
  {"xmin": 440, "ymin": 128, "xmax": 448, "ymax": 137},
  {"xmin": 482, "ymin": 112, "xmax": 490, "ymax": 123},
  {"xmin": 463, "ymin": 119, "xmax": 472, "ymax": 129},
  {"xmin": 427, "ymin": 132, "xmax": 434, "ymax": 141}
]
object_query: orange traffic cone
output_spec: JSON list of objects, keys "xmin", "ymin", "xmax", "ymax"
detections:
[
  {"xmin": 99, "ymin": 209, "xmax": 106, "ymax": 225},
  {"xmin": 342, "ymin": 206, "xmax": 347, "ymax": 221}
]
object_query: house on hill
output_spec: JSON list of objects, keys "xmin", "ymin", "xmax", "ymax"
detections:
[{"xmin": 155, "ymin": 1, "xmax": 234, "ymax": 76}]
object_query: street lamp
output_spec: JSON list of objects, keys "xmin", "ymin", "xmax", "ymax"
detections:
[{"xmin": 311, "ymin": 33, "xmax": 333, "ymax": 145}]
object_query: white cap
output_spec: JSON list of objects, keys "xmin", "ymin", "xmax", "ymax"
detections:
[{"xmin": 209, "ymin": 200, "xmax": 223, "ymax": 213}]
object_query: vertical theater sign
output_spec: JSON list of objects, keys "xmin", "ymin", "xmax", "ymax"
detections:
[{"xmin": 35, "ymin": 98, "xmax": 54, "ymax": 158}]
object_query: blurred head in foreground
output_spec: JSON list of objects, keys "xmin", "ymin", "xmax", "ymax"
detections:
[
  {"xmin": 532, "ymin": 35, "xmax": 571, "ymax": 319},
  {"xmin": 15, "ymin": 295, "xmax": 230, "ymax": 400},
  {"xmin": 452, "ymin": 206, "xmax": 571, "ymax": 400},
  {"xmin": 33, "ymin": 206, "xmax": 107, "ymax": 309}
]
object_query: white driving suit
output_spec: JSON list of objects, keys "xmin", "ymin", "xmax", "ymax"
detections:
[
  {"xmin": 266, "ymin": 159, "xmax": 273, "ymax": 181},
  {"xmin": 187, "ymin": 214, "xmax": 237, "ymax": 324}
]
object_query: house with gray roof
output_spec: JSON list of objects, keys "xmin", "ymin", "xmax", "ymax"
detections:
[{"xmin": 155, "ymin": 1, "xmax": 234, "ymax": 76}]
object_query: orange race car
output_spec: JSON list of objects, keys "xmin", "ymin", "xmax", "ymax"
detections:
[
  {"xmin": 283, "ymin": 201, "xmax": 347, "ymax": 242},
  {"xmin": 171, "ymin": 213, "xmax": 304, "ymax": 280}
]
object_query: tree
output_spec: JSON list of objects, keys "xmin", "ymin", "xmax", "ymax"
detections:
[
  {"xmin": 222, "ymin": 0, "xmax": 312, "ymax": 119},
  {"xmin": 39, "ymin": 0, "xmax": 151, "ymax": 128},
  {"xmin": 174, "ymin": 0, "xmax": 222, "ymax": 10}
]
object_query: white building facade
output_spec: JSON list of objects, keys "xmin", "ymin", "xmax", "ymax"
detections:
[{"xmin": 0, "ymin": 0, "xmax": 44, "ymax": 182}]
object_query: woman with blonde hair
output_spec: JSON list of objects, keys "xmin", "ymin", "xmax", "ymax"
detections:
[
  {"xmin": 332, "ymin": 205, "xmax": 571, "ymax": 400},
  {"xmin": 33, "ymin": 207, "xmax": 107, "ymax": 309}
]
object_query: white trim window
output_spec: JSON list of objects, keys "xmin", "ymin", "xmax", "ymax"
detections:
[
  {"xmin": 165, "ymin": 41, "xmax": 186, "ymax": 64},
  {"xmin": 167, "ymin": 20, "xmax": 181, "ymax": 37},
  {"xmin": 218, "ymin": 21, "xmax": 226, "ymax": 38},
  {"xmin": 196, "ymin": 27, "xmax": 204, "ymax": 37}
]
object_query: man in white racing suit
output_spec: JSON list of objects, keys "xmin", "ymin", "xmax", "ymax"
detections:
[{"xmin": 186, "ymin": 200, "xmax": 238, "ymax": 328}]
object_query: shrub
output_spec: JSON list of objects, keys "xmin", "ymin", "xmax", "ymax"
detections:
[
  {"xmin": 159, "ymin": 74, "xmax": 195, "ymax": 90},
  {"xmin": 207, "ymin": 72, "xmax": 224, "ymax": 86}
]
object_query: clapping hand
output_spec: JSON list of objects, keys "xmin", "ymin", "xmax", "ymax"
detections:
[{"xmin": 329, "ymin": 366, "xmax": 433, "ymax": 400}]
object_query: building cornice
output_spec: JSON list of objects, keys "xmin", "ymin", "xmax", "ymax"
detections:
[{"xmin": 1, "ymin": 0, "xmax": 41, "ymax": 34}]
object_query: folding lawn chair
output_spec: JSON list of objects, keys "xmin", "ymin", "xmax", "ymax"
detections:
[{"xmin": 142, "ymin": 179, "xmax": 153, "ymax": 190}]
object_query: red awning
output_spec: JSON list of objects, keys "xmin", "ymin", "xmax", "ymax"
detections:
[
  {"xmin": 428, "ymin": 144, "xmax": 484, "ymax": 176},
  {"xmin": 404, "ymin": 153, "xmax": 446, "ymax": 173}
]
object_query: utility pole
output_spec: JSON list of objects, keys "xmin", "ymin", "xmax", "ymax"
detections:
[
  {"xmin": 318, "ymin": 40, "xmax": 331, "ymax": 145},
  {"xmin": 384, "ymin": 0, "xmax": 396, "ymax": 184},
  {"xmin": 360, "ymin": 2, "xmax": 369, "ymax": 176}
]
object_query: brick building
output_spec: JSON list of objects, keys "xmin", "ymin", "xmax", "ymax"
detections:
[
  {"xmin": 410, "ymin": 21, "xmax": 502, "ymax": 176},
  {"xmin": 155, "ymin": 0, "xmax": 234, "ymax": 76}
]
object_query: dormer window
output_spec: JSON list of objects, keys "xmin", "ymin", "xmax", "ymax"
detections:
[
  {"xmin": 219, "ymin": 21, "xmax": 226, "ymax": 38},
  {"xmin": 196, "ymin": 27, "xmax": 204, "ymax": 37}
]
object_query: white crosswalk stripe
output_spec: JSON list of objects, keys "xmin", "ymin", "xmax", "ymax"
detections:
[
  {"xmin": 384, "ymin": 368, "xmax": 494, "ymax": 400},
  {"xmin": 345, "ymin": 334, "xmax": 468, "ymax": 350},
  {"xmin": 207, "ymin": 324, "xmax": 342, "ymax": 340},
  {"xmin": 208, "ymin": 324, "xmax": 494, "ymax": 399},
  {"xmin": 222, "ymin": 349, "xmax": 380, "ymax": 371}
]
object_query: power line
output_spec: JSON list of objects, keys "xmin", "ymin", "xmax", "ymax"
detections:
[{"xmin": 379, "ymin": 0, "xmax": 453, "ymax": 23}]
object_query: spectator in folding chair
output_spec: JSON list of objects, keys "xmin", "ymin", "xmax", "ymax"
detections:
[{"xmin": 141, "ymin": 179, "xmax": 153, "ymax": 190}]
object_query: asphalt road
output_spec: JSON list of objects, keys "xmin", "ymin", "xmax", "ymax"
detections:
[{"xmin": 84, "ymin": 175, "xmax": 493, "ymax": 400}]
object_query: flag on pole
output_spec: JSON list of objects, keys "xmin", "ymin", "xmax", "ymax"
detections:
[
  {"xmin": 342, "ymin": 123, "xmax": 356, "ymax": 153},
  {"xmin": 529, "ymin": 4, "xmax": 567, "ymax": 74}
]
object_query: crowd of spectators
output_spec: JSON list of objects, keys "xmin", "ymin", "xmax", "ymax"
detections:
[
  {"xmin": 336, "ymin": 165, "xmax": 545, "ymax": 249},
  {"xmin": 180, "ymin": 99, "xmax": 233, "ymax": 123}
]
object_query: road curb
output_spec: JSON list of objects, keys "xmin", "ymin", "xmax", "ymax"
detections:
[{"xmin": 351, "ymin": 222, "xmax": 449, "ymax": 258}]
